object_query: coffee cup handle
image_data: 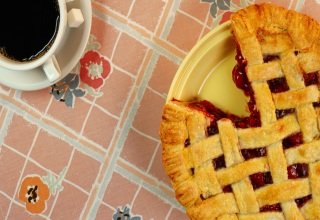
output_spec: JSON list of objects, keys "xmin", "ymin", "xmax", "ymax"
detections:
[{"xmin": 43, "ymin": 56, "xmax": 61, "ymax": 82}]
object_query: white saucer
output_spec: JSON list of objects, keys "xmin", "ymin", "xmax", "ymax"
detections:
[{"xmin": 0, "ymin": 0, "xmax": 92, "ymax": 91}]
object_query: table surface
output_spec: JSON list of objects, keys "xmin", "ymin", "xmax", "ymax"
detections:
[{"xmin": 0, "ymin": 0, "xmax": 319, "ymax": 219}]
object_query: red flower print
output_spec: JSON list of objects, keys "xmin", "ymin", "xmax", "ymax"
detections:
[
  {"xmin": 80, "ymin": 51, "xmax": 111, "ymax": 89},
  {"xmin": 220, "ymin": 11, "xmax": 233, "ymax": 24}
]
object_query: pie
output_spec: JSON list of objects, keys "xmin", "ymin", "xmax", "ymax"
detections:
[{"xmin": 160, "ymin": 3, "xmax": 320, "ymax": 220}]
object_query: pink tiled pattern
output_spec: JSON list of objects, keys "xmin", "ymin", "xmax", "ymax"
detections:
[
  {"xmin": 132, "ymin": 187, "xmax": 171, "ymax": 220},
  {"xmin": 133, "ymin": 88, "xmax": 165, "ymax": 139},
  {"xmin": 301, "ymin": 0, "xmax": 320, "ymax": 21},
  {"xmin": 0, "ymin": 0, "xmax": 316, "ymax": 219},
  {"xmin": 148, "ymin": 145, "xmax": 171, "ymax": 185},
  {"xmin": 112, "ymin": 33, "xmax": 148, "ymax": 75},
  {"xmin": 121, "ymin": 129, "xmax": 158, "ymax": 171},
  {"xmin": 50, "ymin": 182, "xmax": 88, "ymax": 219},
  {"xmin": 47, "ymin": 98, "xmax": 91, "ymax": 133},
  {"xmin": 96, "ymin": 68, "xmax": 134, "ymax": 117},
  {"xmin": 103, "ymin": 172, "xmax": 139, "ymax": 208},
  {"xmin": 65, "ymin": 150, "xmax": 101, "ymax": 191},
  {"xmin": 90, "ymin": 16, "xmax": 120, "ymax": 58},
  {"xmin": 96, "ymin": 204, "xmax": 115, "ymax": 219},
  {"xmin": 20, "ymin": 89, "xmax": 52, "ymax": 113},
  {"xmin": 95, "ymin": 0, "xmax": 133, "ymax": 16},
  {"xmin": 30, "ymin": 130, "xmax": 73, "ymax": 174},
  {"xmin": 0, "ymin": 193, "xmax": 10, "ymax": 218},
  {"xmin": 0, "ymin": 146, "xmax": 25, "ymax": 197},
  {"xmin": 149, "ymin": 55, "xmax": 179, "ymax": 95},
  {"xmin": 167, "ymin": 11, "xmax": 203, "ymax": 52},
  {"xmin": 129, "ymin": 0, "xmax": 165, "ymax": 32},
  {"xmin": 168, "ymin": 208, "xmax": 189, "ymax": 220},
  {"xmin": 180, "ymin": 0, "xmax": 210, "ymax": 22},
  {"xmin": 7, "ymin": 204, "xmax": 45, "ymax": 220},
  {"xmin": 82, "ymin": 106, "xmax": 118, "ymax": 148},
  {"xmin": 4, "ymin": 114, "xmax": 37, "ymax": 155}
]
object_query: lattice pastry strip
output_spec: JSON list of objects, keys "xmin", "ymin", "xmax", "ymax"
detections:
[
  {"xmin": 272, "ymin": 85, "xmax": 319, "ymax": 109},
  {"xmin": 238, "ymin": 114, "xmax": 300, "ymax": 148},
  {"xmin": 301, "ymin": 161, "xmax": 320, "ymax": 218},
  {"xmin": 183, "ymin": 135, "xmax": 222, "ymax": 169},
  {"xmin": 316, "ymin": 108, "xmax": 320, "ymax": 133},
  {"xmin": 266, "ymin": 143, "xmax": 287, "ymax": 185},
  {"xmin": 194, "ymin": 161, "xmax": 222, "ymax": 198},
  {"xmin": 296, "ymin": 105, "xmax": 319, "ymax": 142},
  {"xmin": 250, "ymin": 82, "xmax": 276, "ymax": 127},
  {"xmin": 216, "ymin": 157, "xmax": 268, "ymax": 186},
  {"xmin": 236, "ymin": 36, "xmax": 263, "ymax": 65},
  {"xmin": 248, "ymin": 31, "xmax": 313, "ymax": 220},
  {"xmin": 254, "ymin": 32, "xmax": 320, "ymax": 218},
  {"xmin": 247, "ymin": 61, "xmax": 283, "ymax": 82},
  {"xmin": 251, "ymin": 80, "xmax": 304, "ymax": 218},
  {"xmin": 281, "ymin": 201, "xmax": 304, "ymax": 219},
  {"xmin": 218, "ymin": 119, "xmax": 259, "ymax": 213},
  {"xmin": 280, "ymin": 51, "xmax": 304, "ymax": 90},
  {"xmin": 267, "ymin": 143, "xmax": 305, "ymax": 219},
  {"xmin": 280, "ymin": 50, "xmax": 320, "ymax": 142},
  {"xmin": 285, "ymin": 140, "xmax": 320, "ymax": 165},
  {"xmin": 255, "ymin": 179, "xmax": 310, "ymax": 206},
  {"xmin": 298, "ymin": 52, "xmax": 320, "ymax": 73},
  {"xmin": 259, "ymin": 33, "xmax": 293, "ymax": 55},
  {"xmin": 217, "ymin": 214, "xmax": 239, "ymax": 220},
  {"xmin": 238, "ymin": 213, "xmax": 285, "ymax": 220},
  {"xmin": 161, "ymin": 101, "xmax": 317, "ymax": 217},
  {"xmin": 186, "ymin": 193, "xmax": 239, "ymax": 219}
]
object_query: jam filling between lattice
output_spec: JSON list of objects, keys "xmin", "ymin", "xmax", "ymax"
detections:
[{"xmin": 187, "ymin": 48, "xmax": 316, "ymax": 210}]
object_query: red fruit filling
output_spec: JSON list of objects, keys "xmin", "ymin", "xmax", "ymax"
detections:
[
  {"xmin": 276, "ymin": 108, "xmax": 295, "ymax": 119},
  {"xmin": 304, "ymin": 72, "xmax": 319, "ymax": 86},
  {"xmin": 313, "ymin": 102, "xmax": 320, "ymax": 108},
  {"xmin": 267, "ymin": 77, "xmax": 289, "ymax": 93},
  {"xmin": 212, "ymin": 155, "xmax": 226, "ymax": 170},
  {"xmin": 260, "ymin": 204, "xmax": 282, "ymax": 212},
  {"xmin": 222, "ymin": 185, "xmax": 233, "ymax": 193},
  {"xmin": 259, "ymin": 194, "xmax": 312, "ymax": 212},
  {"xmin": 282, "ymin": 132, "xmax": 303, "ymax": 149},
  {"xmin": 263, "ymin": 55, "xmax": 280, "ymax": 63},
  {"xmin": 295, "ymin": 195, "xmax": 312, "ymax": 208},
  {"xmin": 185, "ymin": 48, "xmax": 316, "ymax": 209},
  {"xmin": 249, "ymin": 172, "xmax": 273, "ymax": 190},
  {"xmin": 241, "ymin": 147, "xmax": 267, "ymax": 160},
  {"xmin": 287, "ymin": 164, "xmax": 309, "ymax": 179},
  {"xmin": 184, "ymin": 138, "xmax": 191, "ymax": 147}
]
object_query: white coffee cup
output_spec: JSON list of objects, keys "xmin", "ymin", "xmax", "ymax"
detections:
[{"xmin": 0, "ymin": 0, "xmax": 83, "ymax": 82}]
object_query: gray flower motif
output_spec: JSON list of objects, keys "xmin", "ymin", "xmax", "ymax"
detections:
[
  {"xmin": 113, "ymin": 206, "xmax": 141, "ymax": 220},
  {"xmin": 201, "ymin": 0, "xmax": 230, "ymax": 18},
  {"xmin": 50, "ymin": 73, "xmax": 86, "ymax": 107}
]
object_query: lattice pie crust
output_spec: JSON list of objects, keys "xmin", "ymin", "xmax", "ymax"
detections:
[{"xmin": 160, "ymin": 3, "xmax": 320, "ymax": 220}]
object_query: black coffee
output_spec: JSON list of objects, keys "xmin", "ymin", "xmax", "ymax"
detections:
[{"xmin": 0, "ymin": 0, "xmax": 60, "ymax": 62}]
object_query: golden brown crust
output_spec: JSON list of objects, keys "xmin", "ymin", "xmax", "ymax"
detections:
[
  {"xmin": 231, "ymin": 3, "xmax": 320, "ymax": 65},
  {"xmin": 160, "ymin": 101, "xmax": 210, "ymax": 207},
  {"xmin": 160, "ymin": 3, "xmax": 320, "ymax": 220}
]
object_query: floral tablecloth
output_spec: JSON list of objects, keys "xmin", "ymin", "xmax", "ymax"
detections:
[{"xmin": 0, "ymin": 0, "xmax": 319, "ymax": 219}]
